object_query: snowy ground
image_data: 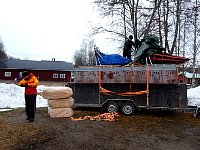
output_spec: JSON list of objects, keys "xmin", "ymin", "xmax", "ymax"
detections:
[
  {"xmin": 0, "ymin": 83, "xmax": 48, "ymax": 111},
  {"xmin": 187, "ymin": 86, "xmax": 200, "ymax": 106},
  {"xmin": 0, "ymin": 83, "xmax": 200, "ymax": 111}
]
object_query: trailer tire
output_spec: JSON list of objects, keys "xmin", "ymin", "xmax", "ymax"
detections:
[
  {"xmin": 106, "ymin": 101, "xmax": 119, "ymax": 113},
  {"xmin": 121, "ymin": 102, "xmax": 135, "ymax": 115}
]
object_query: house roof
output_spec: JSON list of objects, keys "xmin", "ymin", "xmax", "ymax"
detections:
[
  {"xmin": 0, "ymin": 59, "xmax": 74, "ymax": 71},
  {"xmin": 179, "ymin": 71, "xmax": 200, "ymax": 79}
]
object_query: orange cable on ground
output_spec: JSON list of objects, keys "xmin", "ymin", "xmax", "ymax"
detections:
[{"xmin": 70, "ymin": 112, "xmax": 119, "ymax": 122}]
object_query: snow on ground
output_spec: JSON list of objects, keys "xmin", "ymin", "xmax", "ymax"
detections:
[
  {"xmin": 0, "ymin": 83, "xmax": 200, "ymax": 111},
  {"xmin": 187, "ymin": 86, "xmax": 200, "ymax": 106},
  {"xmin": 0, "ymin": 83, "xmax": 48, "ymax": 109}
]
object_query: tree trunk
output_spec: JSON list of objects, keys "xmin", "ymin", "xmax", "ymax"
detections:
[
  {"xmin": 144, "ymin": 0, "xmax": 162, "ymax": 36},
  {"xmin": 163, "ymin": 0, "xmax": 169, "ymax": 53},
  {"xmin": 170, "ymin": 0, "xmax": 181, "ymax": 55}
]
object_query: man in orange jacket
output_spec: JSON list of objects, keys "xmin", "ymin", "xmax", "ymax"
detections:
[{"xmin": 18, "ymin": 71, "xmax": 39, "ymax": 122}]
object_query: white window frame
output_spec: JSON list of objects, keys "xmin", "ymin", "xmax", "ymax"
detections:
[
  {"xmin": 5, "ymin": 72, "xmax": 11, "ymax": 77},
  {"xmin": 60, "ymin": 74, "xmax": 65, "ymax": 78},
  {"xmin": 53, "ymin": 73, "xmax": 58, "ymax": 78}
]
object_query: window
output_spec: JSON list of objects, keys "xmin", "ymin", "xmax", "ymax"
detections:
[
  {"xmin": 5, "ymin": 72, "xmax": 11, "ymax": 77},
  {"xmin": 60, "ymin": 74, "xmax": 65, "ymax": 78},
  {"xmin": 53, "ymin": 73, "xmax": 58, "ymax": 78}
]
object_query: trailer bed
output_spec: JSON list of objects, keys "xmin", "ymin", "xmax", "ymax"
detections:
[{"xmin": 68, "ymin": 64, "xmax": 188, "ymax": 115}]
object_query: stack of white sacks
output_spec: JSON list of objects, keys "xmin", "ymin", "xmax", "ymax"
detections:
[{"xmin": 41, "ymin": 87, "xmax": 74, "ymax": 118}]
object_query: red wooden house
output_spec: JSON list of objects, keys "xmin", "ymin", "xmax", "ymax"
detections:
[
  {"xmin": 178, "ymin": 71, "xmax": 200, "ymax": 85},
  {"xmin": 0, "ymin": 59, "xmax": 74, "ymax": 82}
]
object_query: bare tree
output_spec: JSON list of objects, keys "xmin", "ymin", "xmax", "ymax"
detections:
[
  {"xmin": 144, "ymin": 0, "xmax": 162, "ymax": 36},
  {"xmin": 73, "ymin": 50, "xmax": 86, "ymax": 67},
  {"xmin": 93, "ymin": 0, "xmax": 166, "ymax": 50},
  {"xmin": 73, "ymin": 38, "xmax": 96, "ymax": 67},
  {"xmin": 0, "ymin": 37, "xmax": 7, "ymax": 59},
  {"xmin": 87, "ymin": 39, "xmax": 97, "ymax": 66},
  {"xmin": 170, "ymin": 0, "xmax": 181, "ymax": 55},
  {"xmin": 93, "ymin": 0, "xmax": 200, "ymax": 61}
]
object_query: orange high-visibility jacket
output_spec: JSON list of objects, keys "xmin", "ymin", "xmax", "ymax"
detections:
[{"xmin": 18, "ymin": 73, "xmax": 39, "ymax": 95}]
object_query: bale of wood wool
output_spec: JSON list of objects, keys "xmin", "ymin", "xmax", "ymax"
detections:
[
  {"xmin": 48, "ymin": 97, "xmax": 74, "ymax": 109},
  {"xmin": 48, "ymin": 108, "xmax": 74, "ymax": 118},
  {"xmin": 42, "ymin": 87, "xmax": 73, "ymax": 100}
]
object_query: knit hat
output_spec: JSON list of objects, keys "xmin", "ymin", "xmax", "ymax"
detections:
[{"xmin": 22, "ymin": 71, "xmax": 29, "ymax": 77}]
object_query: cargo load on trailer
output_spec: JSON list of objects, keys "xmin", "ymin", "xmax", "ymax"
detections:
[
  {"xmin": 134, "ymin": 34, "xmax": 190, "ymax": 65},
  {"xmin": 95, "ymin": 34, "xmax": 189, "ymax": 66}
]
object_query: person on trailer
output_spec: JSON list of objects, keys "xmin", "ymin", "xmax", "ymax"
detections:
[{"xmin": 123, "ymin": 35, "xmax": 135, "ymax": 60}]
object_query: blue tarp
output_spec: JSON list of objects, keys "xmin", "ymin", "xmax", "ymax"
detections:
[{"xmin": 95, "ymin": 50, "xmax": 132, "ymax": 65}]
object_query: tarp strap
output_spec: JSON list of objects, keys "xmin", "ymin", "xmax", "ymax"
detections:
[
  {"xmin": 130, "ymin": 66, "xmax": 133, "ymax": 91},
  {"xmin": 98, "ymin": 66, "xmax": 149, "ymax": 97},
  {"xmin": 146, "ymin": 64, "xmax": 150, "ymax": 107},
  {"xmin": 98, "ymin": 66, "xmax": 102, "ymax": 90},
  {"xmin": 100, "ymin": 87, "xmax": 148, "ymax": 96}
]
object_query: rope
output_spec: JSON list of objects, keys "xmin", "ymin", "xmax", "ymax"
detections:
[
  {"xmin": 98, "ymin": 66, "xmax": 149, "ymax": 97},
  {"xmin": 100, "ymin": 87, "xmax": 147, "ymax": 96}
]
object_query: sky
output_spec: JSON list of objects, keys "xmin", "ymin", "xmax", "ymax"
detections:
[
  {"xmin": 0, "ymin": 0, "xmax": 116, "ymax": 62},
  {"xmin": 0, "ymin": 83, "xmax": 199, "ymax": 112}
]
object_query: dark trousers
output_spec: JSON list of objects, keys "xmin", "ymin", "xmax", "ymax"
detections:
[
  {"xmin": 123, "ymin": 51, "xmax": 132, "ymax": 60},
  {"xmin": 25, "ymin": 94, "xmax": 37, "ymax": 119}
]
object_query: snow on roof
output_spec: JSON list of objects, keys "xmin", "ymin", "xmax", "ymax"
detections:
[{"xmin": 179, "ymin": 72, "xmax": 200, "ymax": 79}]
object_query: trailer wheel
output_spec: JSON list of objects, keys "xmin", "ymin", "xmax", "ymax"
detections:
[
  {"xmin": 121, "ymin": 102, "xmax": 135, "ymax": 115},
  {"xmin": 106, "ymin": 101, "xmax": 119, "ymax": 113}
]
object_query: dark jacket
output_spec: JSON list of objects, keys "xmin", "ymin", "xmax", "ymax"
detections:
[{"xmin": 123, "ymin": 39, "xmax": 135, "ymax": 52}]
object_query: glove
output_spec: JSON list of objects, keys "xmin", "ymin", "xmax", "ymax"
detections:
[{"xmin": 20, "ymin": 83, "xmax": 28, "ymax": 87}]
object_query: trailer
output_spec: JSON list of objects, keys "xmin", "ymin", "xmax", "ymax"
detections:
[{"xmin": 68, "ymin": 64, "xmax": 187, "ymax": 115}]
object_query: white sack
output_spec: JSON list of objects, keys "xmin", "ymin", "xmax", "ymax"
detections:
[
  {"xmin": 48, "ymin": 108, "xmax": 74, "ymax": 118},
  {"xmin": 42, "ymin": 87, "xmax": 73, "ymax": 100},
  {"xmin": 48, "ymin": 97, "xmax": 74, "ymax": 109}
]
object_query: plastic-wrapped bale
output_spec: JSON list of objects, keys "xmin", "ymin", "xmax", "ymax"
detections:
[
  {"xmin": 48, "ymin": 97, "xmax": 74, "ymax": 109},
  {"xmin": 48, "ymin": 107, "xmax": 74, "ymax": 118},
  {"xmin": 42, "ymin": 87, "xmax": 73, "ymax": 100}
]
